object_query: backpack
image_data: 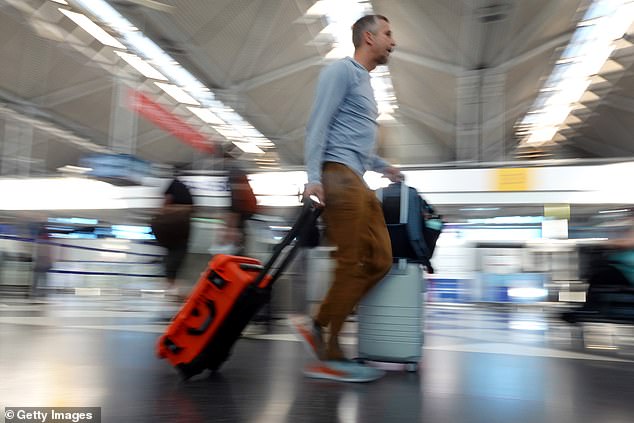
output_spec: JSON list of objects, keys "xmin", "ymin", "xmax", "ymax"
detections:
[
  {"xmin": 230, "ymin": 173, "xmax": 257, "ymax": 218},
  {"xmin": 151, "ymin": 207, "xmax": 192, "ymax": 249},
  {"xmin": 377, "ymin": 182, "xmax": 443, "ymax": 273},
  {"xmin": 421, "ymin": 198, "xmax": 443, "ymax": 260}
]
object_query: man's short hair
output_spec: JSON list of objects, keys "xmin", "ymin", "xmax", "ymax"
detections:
[{"xmin": 352, "ymin": 15, "xmax": 389, "ymax": 48}]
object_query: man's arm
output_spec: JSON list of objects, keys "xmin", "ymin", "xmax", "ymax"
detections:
[
  {"xmin": 370, "ymin": 155, "xmax": 403, "ymax": 182},
  {"xmin": 303, "ymin": 62, "xmax": 349, "ymax": 205},
  {"xmin": 371, "ymin": 125, "xmax": 402, "ymax": 182}
]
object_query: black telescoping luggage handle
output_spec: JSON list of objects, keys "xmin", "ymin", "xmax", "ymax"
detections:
[{"xmin": 249, "ymin": 198, "xmax": 321, "ymax": 288}]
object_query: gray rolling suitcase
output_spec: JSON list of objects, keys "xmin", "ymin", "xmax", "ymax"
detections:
[
  {"xmin": 357, "ymin": 261, "xmax": 424, "ymax": 371},
  {"xmin": 357, "ymin": 182, "xmax": 426, "ymax": 371}
]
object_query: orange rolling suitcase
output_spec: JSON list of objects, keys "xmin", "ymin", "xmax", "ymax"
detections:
[{"xmin": 157, "ymin": 200, "xmax": 320, "ymax": 379}]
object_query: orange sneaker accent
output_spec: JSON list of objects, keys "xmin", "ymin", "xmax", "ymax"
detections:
[
  {"xmin": 297, "ymin": 325, "xmax": 317, "ymax": 350},
  {"xmin": 289, "ymin": 315, "xmax": 324, "ymax": 359},
  {"xmin": 305, "ymin": 364, "xmax": 346, "ymax": 377}
]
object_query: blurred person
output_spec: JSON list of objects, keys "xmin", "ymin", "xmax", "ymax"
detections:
[
  {"xmin": 215, "ymin": 165, "xmax": 257, "ymax": 256},
  {"xmin": 563, "ymin": 215, "xmax": 634, "ymax": 323},
  {"xmin": 31, "ymin": 225, "xmax": 54, "ymax": 300},
  {"xmin": 291, "ymin": 14, "xmax": 401, "ymax": 382},
  {"xmin": 151, "ymin": 177, "xmax": 194, "ymax": 300}
]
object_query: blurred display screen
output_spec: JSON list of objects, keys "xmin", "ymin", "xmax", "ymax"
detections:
[{"xmin": 79, "ymin": 153, "xmax": 152, "ymax": 183}]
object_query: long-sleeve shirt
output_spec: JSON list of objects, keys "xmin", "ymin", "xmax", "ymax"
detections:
[{"xmin": 304, "ymin": 57, "xmax": 389, "ymax": 184}]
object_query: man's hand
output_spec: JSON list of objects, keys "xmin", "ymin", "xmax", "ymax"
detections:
[
  {"xmin": 303, "ymin": 182, "xmax": 325, "ymax": 207},
  {"xmin": 382, "ymin": 166, "xmax": 403, "ymax": 183}
]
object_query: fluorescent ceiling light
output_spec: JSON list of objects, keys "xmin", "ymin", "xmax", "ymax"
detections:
[
  {"xmin": 154, "ymin": 82, "xmax": 200, "ymax": 105},
  {"xmin": 70, "ymin": 0, "xmax": 276, "ymax": 163},
  {"xmin": 305, "ymin": 0, "xmax": 329, "ymax": 17},
  {"xmin": 214, "ymin": 126, "xmax": 242, "ymax": 139},
  {"xmin": 70, "ymin": 0, "xmax": 138, "ymax": 33},
  {"xmin": 187, "ymin": 107, "xmax": 225, "ymax": 125},
  {"xmin": 232, "ymin": 142, "xmax": 265, "ymax": 154},
  {"xmin": 115, "ymin": 51, "xmax": 167, "ymax": 80},
  {"xmin": 517, "ymin": 0, "xmax": 634, "ymax": 145},
  {"xmin": 59, "ymin": 9, "xmax": 126, "ymax": 50},
  {"xmin": 50, "ymin": 0, "xmax": 68, "ymax": 4},
  {"xmin": 527, "ymin": 126, "xmax": 558, "ymax": 144}
]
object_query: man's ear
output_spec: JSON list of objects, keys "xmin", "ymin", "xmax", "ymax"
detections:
[{"xmin": 363, "ymin": 30, "xmax": 374, "ymax": 46}]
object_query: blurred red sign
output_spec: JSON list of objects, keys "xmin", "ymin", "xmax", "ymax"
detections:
[{"xmin": 127, "ymin": 89, "xmax": 215, "ymax": 153}]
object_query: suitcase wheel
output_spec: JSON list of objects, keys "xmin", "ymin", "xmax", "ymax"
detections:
[{"xmin": 177, "ymin": 363, "xmax": 203, "ymax": 380}]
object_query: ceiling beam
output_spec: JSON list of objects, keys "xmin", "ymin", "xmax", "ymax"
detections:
[
  {"xmin": 398, "ymin": 105, "xmax": 455, "ymax": 135},
  {"xmin": 232, "ymin": 56, "xmax": 323, "ymax": 92},
  {"xmin": 225, "ymin": 1, "xmax": 283, "ymax": 88},
  {"xmin": 498, "ymin": 0, "xmax": 574, "ymax": 64},
  {"xmin": 390, "ymin": 49, "xmax": 462, "ymax": 76},
  {"xmin": 122, "ymin": 6, "xmax": 229, "ymax": 89},
  {"xmin": 565, "ymin": 135, "xmax": 633, "ymax": 157},
  {"xmin": 497, "ymin": 32, "xmax": 572, "ymax": 72},
  {"xmin": 136, "ymin": 127, "xmax": 170, "ymax": 148},
  {"xmin": 604, "ymin": 93, "xmax": 634, "ymax": 113},
  {"xmin": 30, "ymin": 77, "xmax": 113, "ymax": 108},
  {"xmin": 0, "ymin": 88, "xmax": 110, "ymax": 153}
]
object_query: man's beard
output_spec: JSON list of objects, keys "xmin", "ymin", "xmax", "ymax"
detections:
[{"xmin": 377, "ymin": 54, "xmax": 389, "ymax": 65}]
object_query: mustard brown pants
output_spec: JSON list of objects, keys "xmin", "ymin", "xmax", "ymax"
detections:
[{"xmin": 315, "ymin": 162, "xmax": 393, "ymax": 360}]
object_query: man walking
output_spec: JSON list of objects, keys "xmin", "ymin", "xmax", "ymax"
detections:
[{"xmin": 292, "ymin": 14, "xmax": 402, "ymax": 382}]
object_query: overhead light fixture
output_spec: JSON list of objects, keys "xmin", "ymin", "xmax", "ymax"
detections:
[
  {"xmin": 50, "ymin": 0, "xmax": 69, "ymax": 4},
  {"xmin": 115, "ymin": 51, "xmax": 167, "ymax": 80},
  {"xmin": 214, "ymin": 126, "xmax": 242, "ymax": 139},
  {"xmin": 305, "ymin": 0, "xmax": 330, "ymax": 18},
  {"xmin": 517, "ymin": 0, "xmax": 634, "ymax": 145},
  {"xmin": 68, "ymin": 0, "xmax": 276, "ymax": 162},
  {"xmin": 59, "ymin": 9, "xmax": 126, "ymax": 50},
  {"xmin": 154, "ymin": 82, "xmax": 200, "ymax": 105},
  {"xmin": 187, "ymin": 107, "xmax": 225, "ymax": 125},
  {"xmin": 232, "ymin": 142, "xmax": 265, "ymax": 154}
]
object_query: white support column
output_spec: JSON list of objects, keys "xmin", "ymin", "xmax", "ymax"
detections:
[
  {"xmin": 456, "ymin": 70, "xmax": 481, "ymax": 162},
  {"xmin": 480, "ymin": 70, "xmax": 506, "ymax": 160},
  {"xmin": 1, "ymin": 120, "xmax": 18, "ymax": 176},
  {"xmin": 456, "ymin": 69, "xmax": 507, "ymax": 162},
  {"xmin": 2, "ymin": 120, "xmax": 34, "ymax": 176},
  {"xmin": 19, "ymin": 123, "xmax": 34, "ymax": 176},
  {"xmin": 108, "ymin": 72, "xmax": 138, "ymax": 155}
]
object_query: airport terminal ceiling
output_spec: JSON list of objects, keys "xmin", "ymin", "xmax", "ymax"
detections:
[{"xmin": 0, "ymin": 0, "xmax": 634, "ymax": 229}]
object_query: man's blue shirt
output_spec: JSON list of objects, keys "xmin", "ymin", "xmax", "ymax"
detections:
[{"xmin": 305, "ymin": 57, "xmax": 389, "ymax": 184}]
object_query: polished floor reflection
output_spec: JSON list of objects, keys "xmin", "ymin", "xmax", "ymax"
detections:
[{"xmin": 1, "ymin": 296, "xmax": 633, "ymax": 423}]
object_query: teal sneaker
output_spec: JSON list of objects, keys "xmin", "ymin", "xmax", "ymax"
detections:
[{"xmin": 303, "ymin": 360, "xmax": 385, "ymax": 383}]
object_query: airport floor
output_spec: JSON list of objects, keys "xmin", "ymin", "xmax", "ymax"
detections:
[{"xmin": 1, "ymin": 294, "xmax": 634, "ymax": 423}]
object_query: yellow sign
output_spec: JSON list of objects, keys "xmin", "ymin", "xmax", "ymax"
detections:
[
  {"xmin": 494, "ymin": 168, "xmax": 531, "ymax": 191},
  {"xmin": 544, "ymin": 204, "xmax": 570, "ymax": 220}
]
